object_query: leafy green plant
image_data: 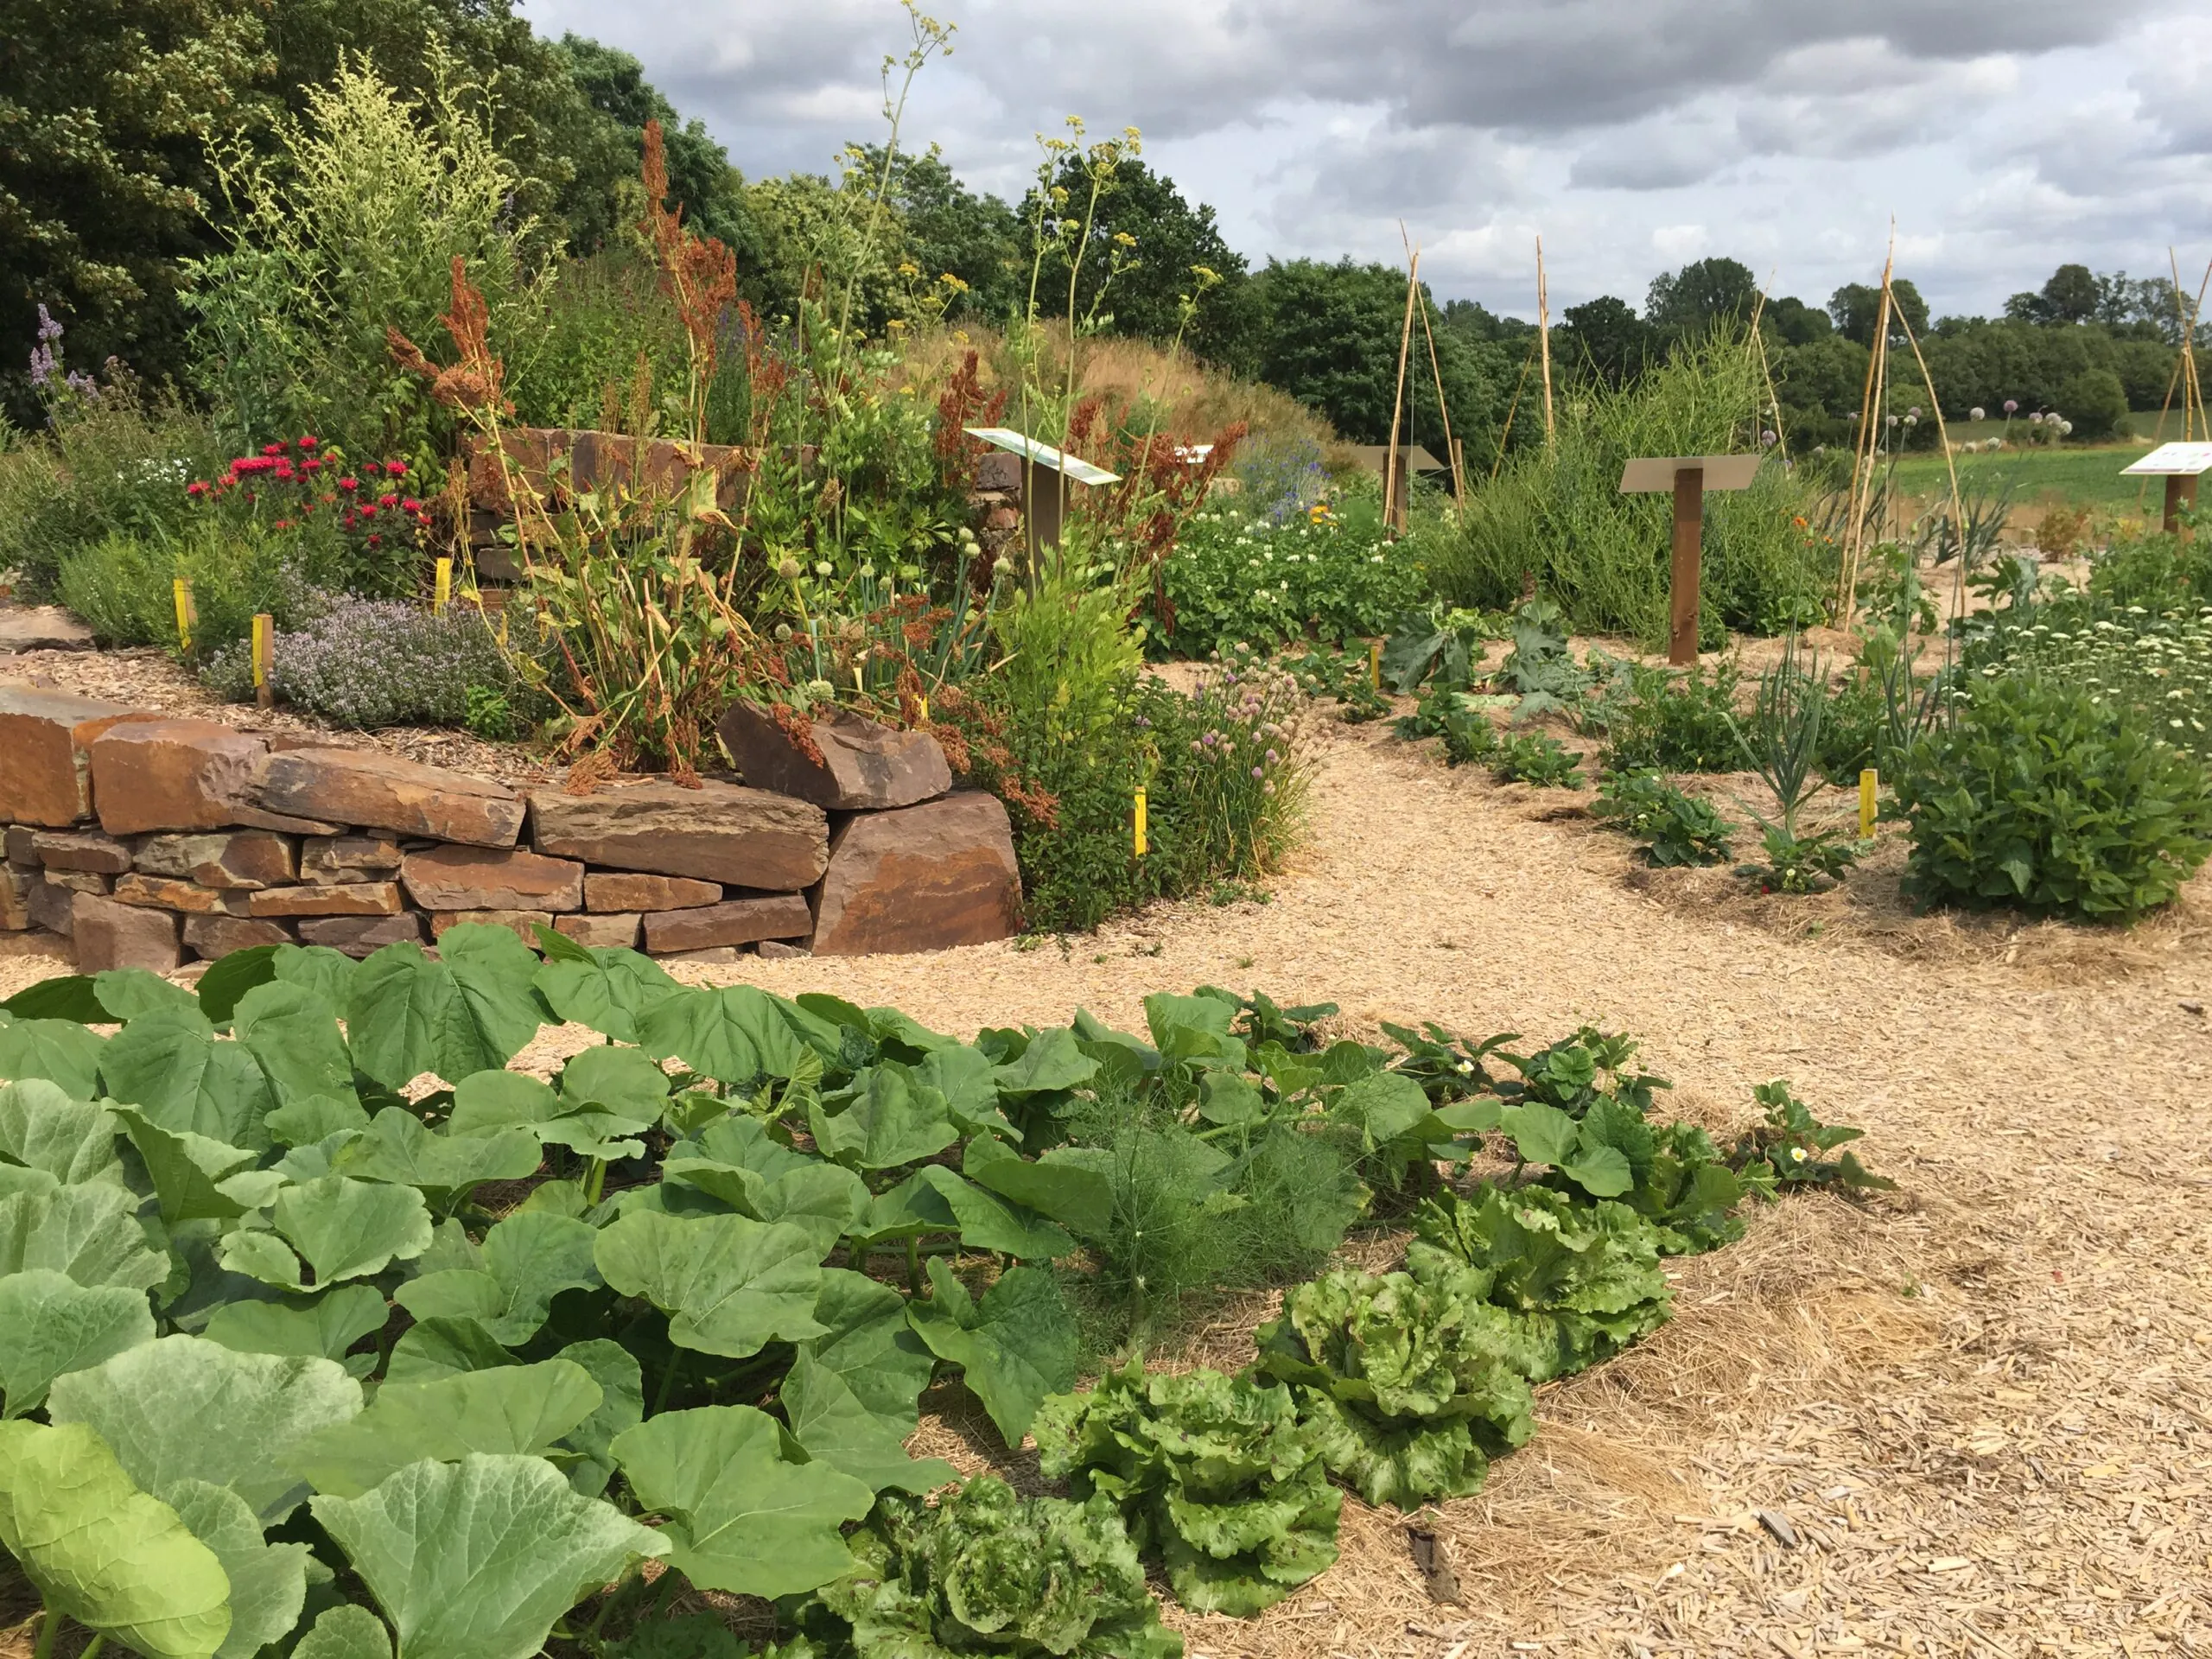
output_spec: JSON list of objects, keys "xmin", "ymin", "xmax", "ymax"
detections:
[
  {"xmin": 1895, "ymin": 671, "xmax": 2212, "ymax": 918},
  {"xmin": 1405, "ymin": 1184, "xmax": 1670, "ymax": 1379},
  {"xmin": 1735, "ymin": 823, "xmax": 1862, "ymax": 894},
  {"xmin": 1592, "ymin": 769, "xmax": 1733, "ymax": 866},
  {"xmin": 1726, "ymin": 633, "xmax": 1832, "ymax": 845},
  {"xmin": 1491, "ymin": 733, "xmax": 1584, "ymax": 787},
  {"xmin": 1380, "ymin": 601, "xmax": 1499, "ymax": 694},
  {"xmin": 1253, "ymin": 1266, "xmax": 1540, "ymax": 1508},
  {"xmin": 1732, "ymin": 1081, "xmax": 1896, "ymax": 1193},
  {"xmin": 1035, "ymin": 1360, "xmax": 1341, "ymax": 1615},
  {"xmin": 1597, "ymin": 659, "xmax": 1744, "ymax": 773},
  {"xmin": 798, "ymin": 1477, "xmax": 1182, "ymax": 1659},
  {"xmin": 1283, "ymin": 645, "xmax": 1391, "ymax": 722}
]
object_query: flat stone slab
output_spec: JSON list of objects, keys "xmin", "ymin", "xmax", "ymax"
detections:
[
  {"xmin": 182, "ymin": 915, "xmax": 295, "ymax": 957},
  {"xmin": 73, "ymin": 893, "xmax": 180, "ymax": 972},
  {"xmin": 530, "ymin": 780, "xmax": 827, "ymax": 889},
  {"xmin": 248, "ymin": 882, "xmax": 402, "ymax": 918},
  {"xmin": 582, "ymin": 872, "xmax": 721, "ymax": 912},
  {"xmin": 554, "ymin": 912, "xmax": 642, "ymax": 949},
  {"xmin": 642, "ymin": 893, "xmax": 812, "ymax": 955},
  {"xmin": 30, "ymin": 830, "xmax": 133, "ymax": 874},
  {"xmin": 0, "ymin": 607, "xmax": 97, "ymax": 652},
  {"xmin": 135, "ymin": 831, "xmax": 296, "ymax": 889},
  {"xmin": 301, "ymin": 834, "xmax": 403, "ymax": 883},
  {"xmin": 402, "ymin": 846, "xmax": 583, "ymax": 912},
  {"xmin": 112, "ymin": 874, "xmax": 248, "ymax": 915},
  {"xmin": 430, "ymin": 909, "xmax": 552, "ymax": 945},
  {"xmin": 0, "ymin": 684, "xmax": 145, "ymax": 827},
  {"xmin": 716, "ymin": 702, "xmax": 951, "ymax": 810},
  {"xmin": 297, "ymin": 913, "xmax": 426, "ymax": 957},
  {"xmin": 257, "ymin": 748, "xmax": 524, "ymax": 848},
  {"xmin": 810, "ymin": 791, "xmax": 1021, "ymax": 957},
  {"xmin": 90, "ymin": 719, "xmax": 267, "ymax": 835}
]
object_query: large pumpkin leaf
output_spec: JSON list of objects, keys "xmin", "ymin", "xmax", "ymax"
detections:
[
  {"xmin": 289, "ymin": 1360, "xmax": 603, "ymax": 1498},
  {"xmin": 2, "ymin": 974, "xmax": 110, "ymax": 1023},
  {"xmin": 0, "ymin": 1420, "xmax": 232, "ymax": 1659},
  {"xmin": 0, "ymin": 1077, "xmax": 122, "ymax": 1185},
  {"xmin": 385, "ymin": 1319, "xmax": 515, "ymax": 1384},
  {"xmin": 194, "ymin": 947, "xmax": 279, "ymax": 1026},
  {"xmin": 93, "ymin": 969, "xmax": 202, "ymax": 1023},
  {"xmin": 610, "ymin": 1405, "xmax": 874, "ymax": 1598},
  {"xmin": 531, "ymin": 943, "xmax": 677, "ymax": 1045},
  {"xmin": 346, "ymin": 939, "xmax": 538, "ymax": 1091},
  {"xmin": 291, "ymin": 1604, "xmax": 392, "ymax": 1659},
  {"xmin": 779, "ymin": 1349, "xmax": 957, "ymax": 1495},
  {"xmin": 203, "ymin": 1286, "xmax": 389, "ymax": 1378},
  {"xmin": 265, "ymin": 1094, "xmax": 372, "ymax": 1149},
  {"xmin": 443, "ymin": 1071, "xmax": 646, "ymax": 1162},
  {"xmin": 591, "ymin": 1210, "xmax": 825, "ymax": 1357},
  {"xmin": 272, "ymin": 944, "xmax": 361, "ymax": 1012},
  {"xmin": 334, "ymin": 1111, "xmax": 541, "ymax": 1212},
  {"xmin": 808, "ymin": 1065, "xmax": 956, "ymax": 1171},
  {"xmin": 910, "ymin": 1164, "xmax": 1073, "ymax": 1261},
  {"xmin": 162, "ymin": 1478, "xmax": 312, "ymax": 1659},
  {"xmin": 804, "ymin": 1271, "xmax": 939, "ymax": 1419},
  {"xmin": 915, "ymin": 1043, "xmax": 1013, "ymax": 1139},
  {"xmin": 393, "ymin": 1212, "xmax": 601, "ymax": 1345},
  {"xmin": 0, "ymin": 1268, "xmax": 155, "ymax": 1416},
  {"xmin": 271, "ymin": 1175, "xmax": 435, "ymax": 1284},
  {"xmin": 100, "ymin": 1012, "xmax": 276, "ymax": 1152},
  {"xmin": 547, "ymin": 1339, "xmax": 641, "ymax": 1498},
  {"xmin": 0, "ymin": 1180, "xmax": 168, "ymax": 1290},
  {"xmin": 46, "ymin": 1335, "xmax": 365, "ymax": 1523},
  {"xmin": 906, "ymin": 1259, "xmax": 1078, "ymax": 1446},
  {"xmin": 964, "ymin": 1142, "xmax": 1116, "ymax": 1239},
  {"xmin": 311, "ymin": 1454, "xmax": 666, "ymax": 1659},
  {"xmin": 111, "ymin": 1108, "xmax": 256, "ymax": 1225},
  {"xmin": 0, "ymin": 1018, "xmax": 106, "ymax": 1099},
  {"xmin": 556, "ymin": 1045, "xmax": 673, "ymax": 1122},
  {"xmin": 234, "ymin": 982, "xmax": 358, "ymax": 1109},
  {"xmin": 990, "ymin": 1027, "xmax": 1100, "ymax": 1099}
]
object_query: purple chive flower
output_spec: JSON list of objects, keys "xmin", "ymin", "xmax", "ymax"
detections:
[
  {"xmin": 2004, "ymin": 398, "xmax": 2018, "ymax": 414},
  {"xmin": 1251, "ymin": 766, "xmax": 1263, "ymax": 779}
]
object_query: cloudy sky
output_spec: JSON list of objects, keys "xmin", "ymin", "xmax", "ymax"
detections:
[{"xmin": 518, "ymin": 0, "xmax": 2212, "ymax": 321}]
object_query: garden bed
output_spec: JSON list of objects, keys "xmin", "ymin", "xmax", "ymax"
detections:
[{"xmin": 3, "ymin": 708, "xmax": 2203, "ymax": 1656}]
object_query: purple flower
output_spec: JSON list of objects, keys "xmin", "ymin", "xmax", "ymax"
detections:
[
  {"xmin": 2004, "ymin": 398, "xmax": 2018, "ymax": 414},
  {"xmin": 1250, "ymin": 766, "xmax": 1263, "ymax": 779},
  {"xmin": 35, "ymin": 305, "xmax": 62, "ymax": 343}
]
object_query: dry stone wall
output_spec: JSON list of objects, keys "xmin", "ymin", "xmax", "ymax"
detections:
[{"xmin": 0, "ymin": 683, "xmax": 1024, "ymax": 973}]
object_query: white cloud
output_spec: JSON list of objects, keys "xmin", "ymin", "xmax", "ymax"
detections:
[{"xmin": 519, "ymin": 0, "xmax": 2199, "ymax": 317}]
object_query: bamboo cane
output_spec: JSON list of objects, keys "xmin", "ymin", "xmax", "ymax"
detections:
[
  {"xmin": 1382, "ymin": 243, "xmax": 1420, "ymax": 533},
  {"xmin": 1536, "ymin": 235, "xmax": 1556, "ymax": 446}
]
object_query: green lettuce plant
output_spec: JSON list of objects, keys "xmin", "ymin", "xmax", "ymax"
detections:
[{"xmin": 1035, "ymin": 1360, "xmax": 1341, "ymax": 1615}]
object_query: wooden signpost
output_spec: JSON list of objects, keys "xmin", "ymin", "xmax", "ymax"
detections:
[
  {"xmin": 962, "ymin": 427, "xmax": 1122, "ymax": 562},
  {"xmin": 1619, "ymin": 454, "xmax": 1764, "ymax": 664},
  {"xmin": 2122, "ymin": 442, "xmax": 2212, "ymax": 537}
]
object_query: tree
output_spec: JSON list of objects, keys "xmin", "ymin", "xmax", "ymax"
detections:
[
  {"xmin": 1440, "ymin": 298, "xmax": 1535, "ymax": 343},
  {"xmin": 1764, "ymin": 296, "xmax": 1832, "ymax": 347},
  {"xmin": 1557, "ymin": 296, "xmax": 1650, "ymax": 387},
  {"xmin": 2056, "ymin": 366, "xmax": 2129, "ymax": 441},
  {"xmin": 1249, "ymin": 257, "xmax": 1510, "ymax": 455},
  {"xmin": 2039, "ymin": 264, "xmax": 2100, "ymax": 326},
  {"xmin": 1827, "ymin": 279, "xmax": 1929, "ymax": 346},
  {"xmin": 852, "ymin": 145, "xmax": 1023, "ymax": 325},
  {"xmin": 1645, "ymin": 257, "xmax": 1758, "ymax": 334},
  {"xmin": 1022, "ymin": 155, "xmax": 1255, "ymax": 369},
  {"xmin": 554, "ymin": 35, "xmax": 753, "ymax": 258},
  {"xmin": 0, "ymin": 0, "xmax": 273, "ymax": 418},
  {"xmin": 1771, "ymin": 335, "xmax": 1871, "ymax": 448}
]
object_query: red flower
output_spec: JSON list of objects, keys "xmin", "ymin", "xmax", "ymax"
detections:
[
  {"xmin": 366, "ymin": 534, "xmax": 382, "ymax": 547},
  {"xmin": 378, "ymin": 493, "xmax": 399, "ymax": 508},
  {"xmin": 274, "ymin": 519, "xmax": 292, "ymax": 530},
  {"xmin": 302, "ymin": 457, "xmax": 321, "ymax": 473},
  {"xmin": 185, "ymin": 480, "xmax": 208, "ymax": 498},
  {"xmin": 385, "ymin": 460, "xmax": 408, "ymax": 477},
  {"xmin": 400, "ymin": 497, "xmax": 422, "ymax": 512},
  {"xmin": 362, "ymin": 461, "xmax": 384, "ymax": 476},
  {"xmin": 338, "ymin": 477, "xmax": 359, "ymax": 493},
  {"xmin": 273, "ymin": 464, "xmax": 295, "ymax": 481},
  {"xmin": 229, "ymin": 456, "xmax": 278, "ymax": 477},
  {"xmin": 260, "ymin": 442, "xmax": 286, "ymax": 457},
  {"xmin": 299, "ymin": 435, "xmax": 319, "ymax": 449}
]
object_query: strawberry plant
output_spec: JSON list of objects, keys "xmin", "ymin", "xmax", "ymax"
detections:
[
  {"xmin": 1732, "ymin": 1081, "xmax": 1896, "ymax": 1194},
  {"xmin": 1491, "ymin": 732, "xmax": 1585, "ymax": 787},
  {"xmin": 1593, "ymin": 769, "xmax": 1734, "ymax": 867}
]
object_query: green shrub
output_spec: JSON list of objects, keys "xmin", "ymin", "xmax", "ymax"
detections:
[
  {"xmin": 1897, "ymin": 672, "xmax": 2212, "ymax": 918},
  {"xmin": 1149, "ymin": 489, "xmax": 1424, "ymax": 658},
  {"xmin": 0, "ymin": 379, "xmax": 224, "ymax": 600},
  {"xmin": 1422, "ymin": 335, "xmax": 1832, "ymax": 641},
  {"xmin": 1592, "ymin": 769, "xmax": 1732, "ymax": 865},
  {"xmin": 1491, "ymin": 732, "xmax": 1583, "ymax": 787},
  {"xmin": 2088, "ymin": 530, "xmax": 2212, "ymax": 613},
  {"xmin": 57, "ymin": 524, "xmax": 322, "ymax": 654},
  {"xmin": 1599, "ymin": 660, "xmax": 1743, "ymax": 772}
]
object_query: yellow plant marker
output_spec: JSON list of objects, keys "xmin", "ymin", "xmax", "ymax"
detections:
[
  {"xmin": 1369, "ymin": 639, "xmax": 1382, "ymax": 689},
  {"xmin": 1134, "ymin": 788, "xmax": 1148, "ymax": 857},
  {"xmin": 433, "ymin": 557, "xmax": 453, "ymax": 614},
  {"xmin": 917, "ymin": 695, "xmax": 929, "ymax": 723},
  {"xmin": 1859, "ymin": 768, "xmax": 1878, "ymax": 839},
  {"xmin": 251, "ymin": 613, "xmax": 274, "ymax": 709},
  {"xmin": 172, "ymin": 579, "xmax": 194, "ymax": 652}
]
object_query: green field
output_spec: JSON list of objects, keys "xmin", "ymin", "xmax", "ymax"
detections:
[{"xmin": 1887, "ymin": 435, "xmax": 2187, "ymax": 523}]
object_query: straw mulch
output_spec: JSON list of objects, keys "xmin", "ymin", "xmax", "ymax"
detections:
[{"xmin": 4, "ymin": 714, "xmax": 2207, "ymax": 1657}]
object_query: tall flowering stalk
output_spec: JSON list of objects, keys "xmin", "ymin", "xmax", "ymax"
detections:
[{"xmin": 639, "ymin": 119, "xmax": 738, "ymax": 447}]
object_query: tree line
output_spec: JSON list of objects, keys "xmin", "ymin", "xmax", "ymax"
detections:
[{"xmin": 4, "ymin": 0, "xmax": 2192, "ymax": 453}]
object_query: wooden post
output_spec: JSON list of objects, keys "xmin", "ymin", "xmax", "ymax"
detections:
[
  {"xmin": 2164, "ymin": 474, "xmax": 2197, "ymax": 537},
  {"xmin": 1669, "ymin": 467, "xmax": 1703, "ymax": 666},
  {"xmin": 1022, "ymin": 460, "xmax": 1065, "ymax": 563},
  {"xmin": 251, "ymin": 613, "xmax": 275, "ymax": 710},
  {"xmin": 1387, "ymin": 448, "xmax": 1408, "ymax": 536},
  {"xmin": 1450, "ymin": 437, "xmax": 1466, "ymax": 506}
]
